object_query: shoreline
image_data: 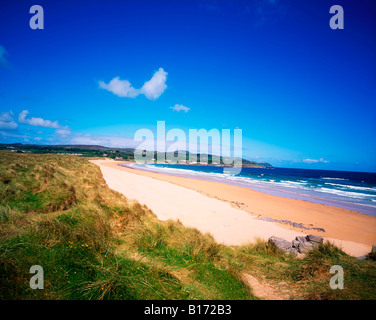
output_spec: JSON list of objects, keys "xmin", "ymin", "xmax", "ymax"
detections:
[
  {"xmin": 123, "ymin": 163, "xmax": 376, "ymax": 216},
  {"xmin": 92, "ymin": 160, "xmax": 376, "ymax": 256}
]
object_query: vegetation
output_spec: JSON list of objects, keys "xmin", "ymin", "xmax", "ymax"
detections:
[
  {"xmin": 0, "ymin": 143, "xmax": 134, "ymax": 160},
  {"xmin": 0, "ymin": 151, "xmax": 375, "ymax": 300},
  {"xmin": 0, "ymin": 143, "xmax": 272, "ymax": 167}
]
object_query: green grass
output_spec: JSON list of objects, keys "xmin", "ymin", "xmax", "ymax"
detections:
[
  {"xmin": 234, "ymin": 239, "xmax": 376, "ymax": 299},
  {"xmin": 0, "ymin": 151, "xmax": 375, "ymax": 300}
]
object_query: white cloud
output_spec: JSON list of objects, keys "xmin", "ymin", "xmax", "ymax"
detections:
[
  {"xmin": 18, "ymin": 110, "xmax": 72, "ymax": 137},
  {"xmin": 55, "ymin": 127, "xmax": 71, "ymax": 136},
  {"xmin": 139, "ymin": 68, "xmax": 168, "ymax": 100},
  {"xmin": 170, "ymin": 104, "xmax": 190, "ymax": 113},
  {"xmin": 99, "ymin": 68, "xmax": 167, "ymax": 100},
  {"xmin": 0, "ymin": 131, "xmax": 29, "ymax": 139},
  {"xmin": 19, "ymin": 110, "xmax": 60, "ymax": 128},
  {"xmin": 0, "ymin": 111, "xmax": 17, "ymax": 130},
  {"xmin": 0, "ymin": 120, "xmax": 18, "ymax": 130},
  {"xmin": 0, "ymin": 111, "xmax": 13, "ymax": 122},
  {"xmin": 302, "ymin": 158, "xmax": 329, "ymax": 164},
  {"xmin": 69, "ymin": 133, "xmax": 139, "ymax": 148},
  {"xmin": 98, "ymin": 77, "xmax": 139, "ymax": 98}
]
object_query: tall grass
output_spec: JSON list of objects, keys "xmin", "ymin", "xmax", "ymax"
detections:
[
  {"xmin": 0, "ymin": 151, "xmax": 375, "ymax": 300},
  {"xmin": 0, "ymin": 152, "xmax": 251, "ymax": 300}
]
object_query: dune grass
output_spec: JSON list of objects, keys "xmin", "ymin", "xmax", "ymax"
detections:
[
  {"xmin": 235, "ymin": 239, "xmax": 376, "ymax": 299},
  {"xmin": 0, "ymin": 151, "xmax": 375, "ymax": 300}
]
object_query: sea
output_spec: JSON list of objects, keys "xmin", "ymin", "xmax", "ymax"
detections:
[{"xmin": 121, "ymin": 163, "xmax": 376, "ymax": 217}]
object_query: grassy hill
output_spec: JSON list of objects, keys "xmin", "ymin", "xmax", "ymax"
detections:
[
  {"xmin": 0, "ymin": 151, "xmax": 375, "ymax": 300},
  {"xmin": 0, "ymin": 143, "xmax": 272, "ymax": 167}
]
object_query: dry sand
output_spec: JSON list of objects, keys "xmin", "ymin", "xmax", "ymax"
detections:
[{"xmin": 91, "ymin": 160, "xmax": 376, "ymax": 257}]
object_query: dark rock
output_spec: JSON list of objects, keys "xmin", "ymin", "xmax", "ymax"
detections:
[
  {"xmin": 268, "ymin": 234, "xmax": 325, "ymax": 256},
  {"xmin": 295, "ymin": 236, "xmax": 307, "ymax": 243},
  {"xmin": 287, "ymin": 247, "xmax": 299, "ymax": 256},
  {"xmin": 292, "ymin": 222, "xmax": 309, "ymax": 230},
  {"xmin": 366, "ymin": 245, "xmax": 376, "ymax": 261},
  {"xmin": 298, "ymin": 241, "xmax": 314, "ymax": 254},
  {"xmin": 312, "ymin": 227, "xmax": 325, "ymax": 232},
  {"xmin": 292, "ymin": 240, "xmax": 300, "ymax": 248},
  {"xmin": 268, "ymin": 236, "xmax": 292, "ymax": 251},
  {"xmin": 306, "ymin": 234, "xmax": 323, "ymax": 245}
]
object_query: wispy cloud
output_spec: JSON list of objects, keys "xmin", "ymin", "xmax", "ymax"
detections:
[
  {"xmin": 0, "ymin": 45, "xmax": 10, "ymax": 68},
  {"xmin": 0, "ymin": 121, "xmax": 18, "ymax": 130},
  {"xmin": 19, "ymin": 110, "xmax": 60, "ymax": 128},
  {"xmin": 0, "ymin": 111, "xmax": 18, "ymax": 130},
  {"xmin": 99, "ymin": 77, "xmax": 139, "ymax": 98},
  {"xmin": 55, "ymin": 127, "xmax": 71, "ymax": 136},
  {"xmin": 68, "ymin": 133, "xmax": 139, "ymax": 148},
  {"xmin": 302, "ymin": 158, "xmax": 330, "ymax": 164},
  {"xmin": 170, "ymin": 104, "xmax": 190, "ymax": 113},
  {"xmin": 18, "ymin": 110, "xmax": 71, "ymax": 136},
  {"xmin": 0, "ymin": 130, "xmax": 30, "ymax": 141},
  {"xmin": 99, "ymin": 68, "xmax": 167, "ymax": 100}
]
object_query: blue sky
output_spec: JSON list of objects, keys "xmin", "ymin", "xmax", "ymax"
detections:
[{"xmin": 0, "ymin": 0, "xmax": 375, "ymax": 172}]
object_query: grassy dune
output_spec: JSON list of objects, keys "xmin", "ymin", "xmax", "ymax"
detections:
[{"xmin": 0, "ymin": 151, "xmax": 375, "ymax": 300}]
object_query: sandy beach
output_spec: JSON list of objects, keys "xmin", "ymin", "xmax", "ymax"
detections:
[{"xmin": 92, "ymin": 160, "xmax": 376, "ymax": 257}]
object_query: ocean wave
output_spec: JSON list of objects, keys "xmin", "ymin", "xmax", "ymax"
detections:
[
  {"xmin": 127, "ymin": 163, "xmax": 376, "ymax": 208},
  {"xmin": 317, "ymin": 187, "xmax": 376, "ymax": 200},
  {"xmin": 275, "ymin": 180, "xmax": 311, "ymax": 190},
  {"xmin": 280, "ymin": 180, "xmax": 305, "ymax": 185},
  {"xmin": 325, "ymin": 182, "xmax": 376, "ymax": 192}
]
